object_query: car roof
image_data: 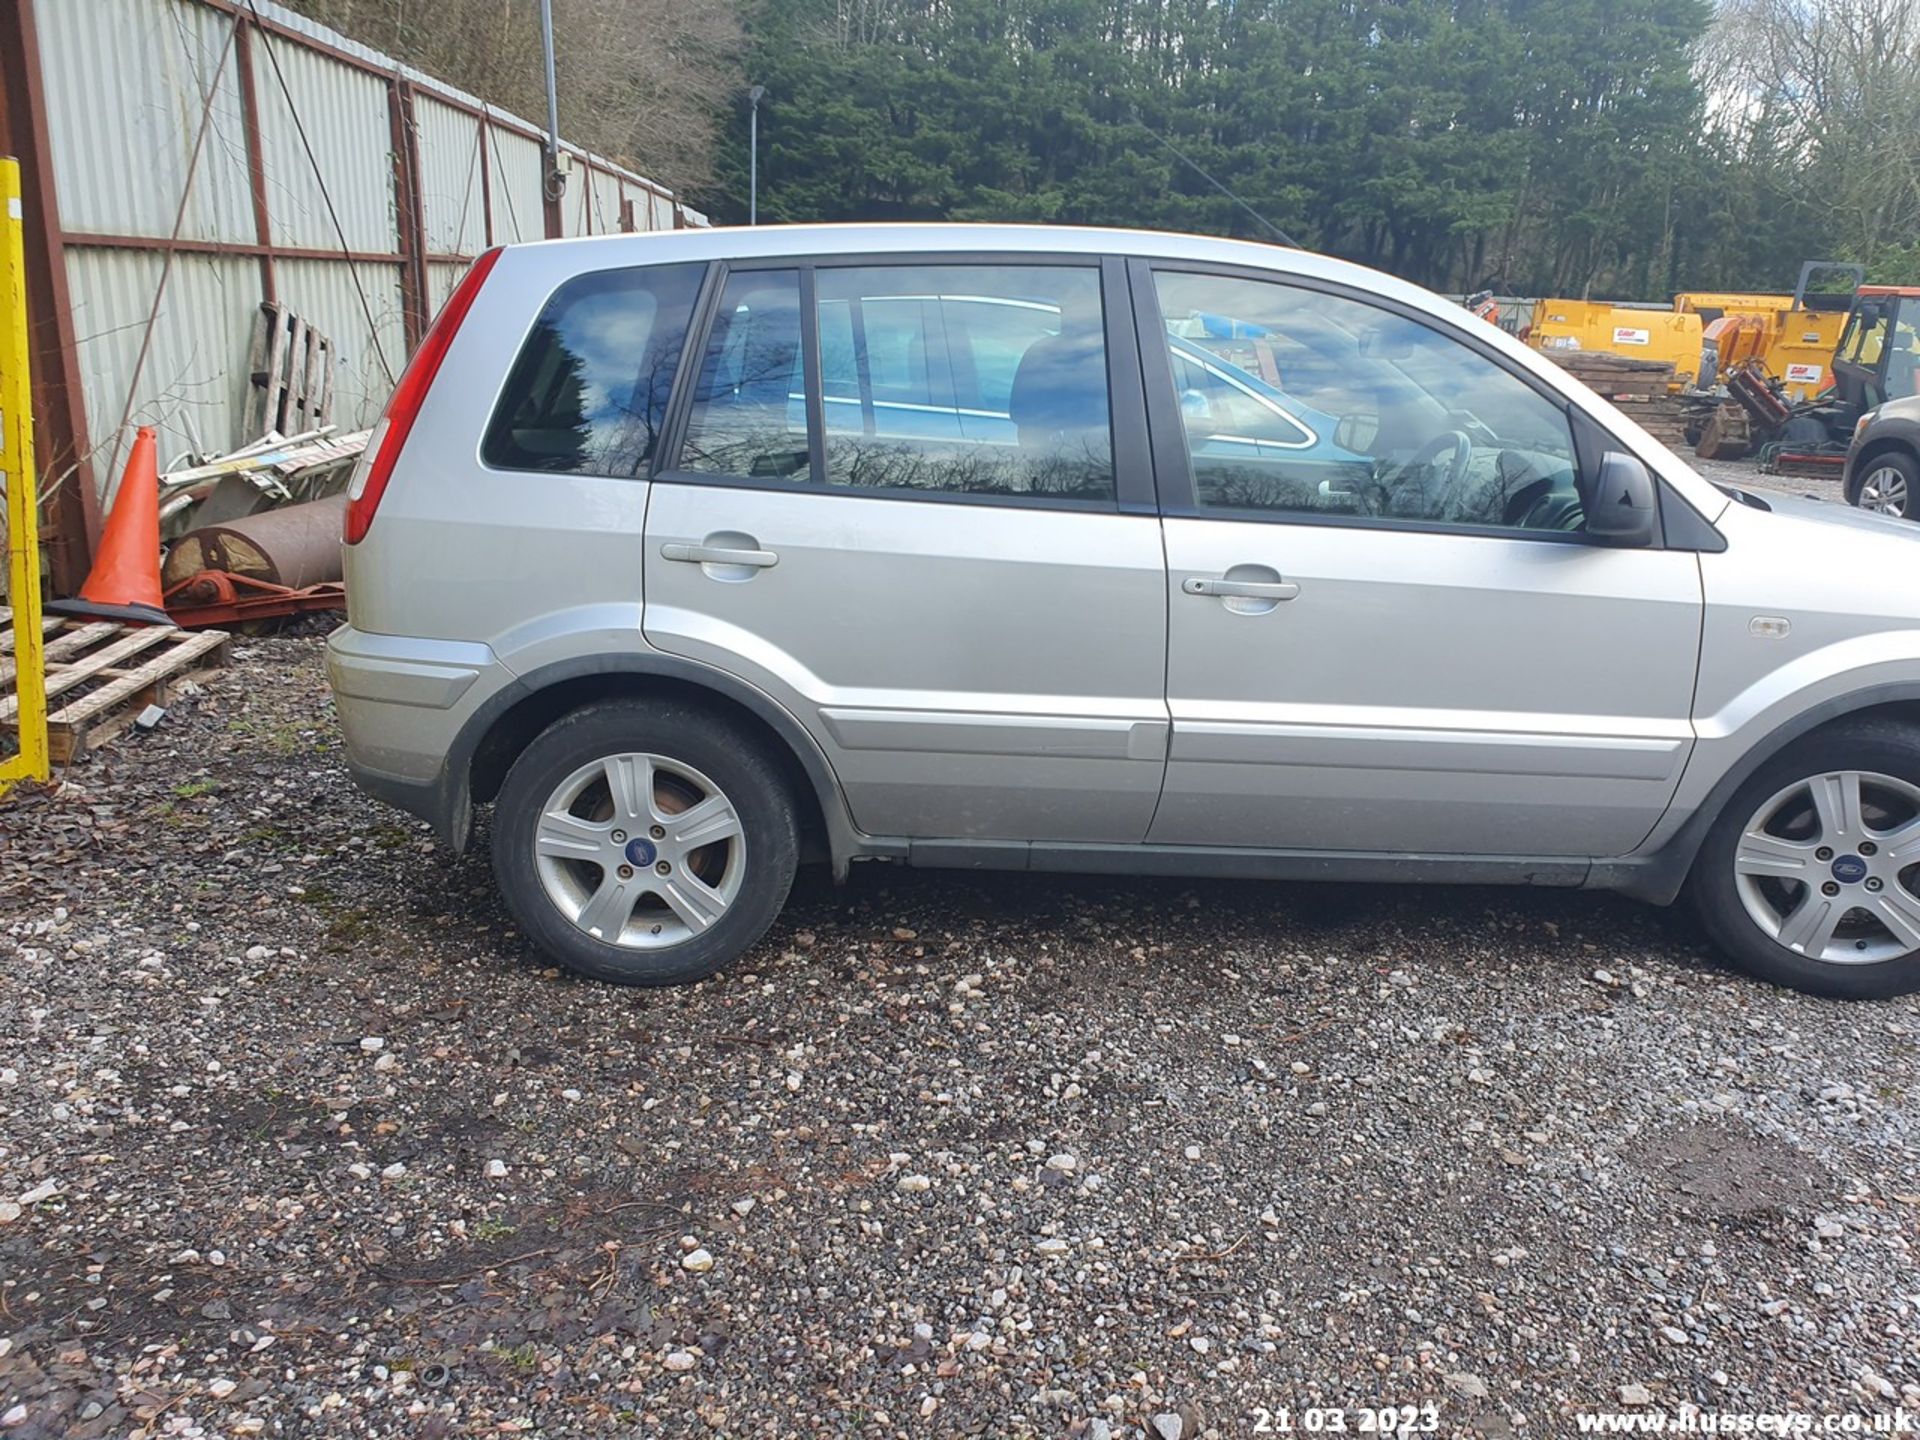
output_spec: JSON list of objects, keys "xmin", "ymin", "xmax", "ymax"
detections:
[
  {"xmin": 539, "ymin": 220, "xmax": 1281, "ymax": 262},
  {"xmin": 514, "ymin": 221, "xmax": 1449, "ymax": 313}
]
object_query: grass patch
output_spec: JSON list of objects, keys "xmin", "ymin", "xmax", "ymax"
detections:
[{"xmin": 227, "ymin": 716, "xmax": 304, "ymax": 756}]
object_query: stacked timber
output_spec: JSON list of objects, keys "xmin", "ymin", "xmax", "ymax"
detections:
[{"xmin": 1541, "ymin": 353, "xmax": 1691, "ymax": 448}]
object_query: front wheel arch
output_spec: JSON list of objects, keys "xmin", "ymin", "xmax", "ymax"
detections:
[{"xmin": 1606, "ymin": 692, "xmax": 1920, "ymax": 905}]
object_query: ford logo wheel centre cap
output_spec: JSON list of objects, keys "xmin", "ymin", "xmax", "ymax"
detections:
[{"xmin": 1830, "ymin": 853, "xmax": 1870, "ymax": 885}]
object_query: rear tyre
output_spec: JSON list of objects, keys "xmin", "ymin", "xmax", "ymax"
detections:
[
  {"xmin": 1692, "ymin": 722, "xmax": 1920, "ymax": 999},
  {"xmin": 491, "ymin": 699, "xmax": 798, "ymax": 986},
  {"xmin": 1846, "ymin": 450, "xmax": 1915, "ymax": 520}
]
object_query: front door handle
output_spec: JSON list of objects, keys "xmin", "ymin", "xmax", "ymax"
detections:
[
  {"xmin": 661, "ymin": 542, "xmax": 779, "ymax": 569},
  {"xmin": 1182, "ymin": 576, "xmax": 1299, "ymax": 600}
]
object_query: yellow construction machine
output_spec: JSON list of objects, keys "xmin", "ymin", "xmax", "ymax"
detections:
[
  {"xmin": 1680, "ymin": 262, "xmax": 1863, "ymax": 402},
  {"xmin": 1524, "ymin": 262, "xmax": 1864, "ymax": 401},
  {"xmin": 1717, "ymin": 283, "xmax": 1920, "ymax": 477},
  {"xmin": 1524, "ymin": 299, "xmax": 1699, "ymax": 389}
]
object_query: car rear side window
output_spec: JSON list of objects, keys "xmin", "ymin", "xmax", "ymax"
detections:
[
  {"xmin": 482, "ymin": 261, "xmax": 703, "ymax": 477},
  {"xmin": 815, "ymin": 265, "xmax": 1114, "ymax": 500},
  {"xmin": 678, "ymin": 269, "xmax": 810, "ymax": 481}
]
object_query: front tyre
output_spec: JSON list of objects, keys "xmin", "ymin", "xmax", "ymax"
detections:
[
  {"xmin": 491, "ymin": 699, "xmax": 798, "ymax": 986},
  {"xmin": 1693, "ymin": 723, "xmax": 1920, "ymax": 999}
]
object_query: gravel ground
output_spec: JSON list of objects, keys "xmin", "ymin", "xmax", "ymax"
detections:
[
  {"xmin": 5, "ymin": 483, "xmax": 1920, "ymax": 1438},
  {"xmin": 1690, "ymin": 454, "xmax": 1847, "ymax": 507}
]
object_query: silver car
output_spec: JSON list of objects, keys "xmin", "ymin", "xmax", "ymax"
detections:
[{"xmin": 326, "ymin": 224, "xmax": 1920, "ymax": 999}]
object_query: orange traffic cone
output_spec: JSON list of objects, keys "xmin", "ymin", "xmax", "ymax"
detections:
[{"xmin": 47, "ymin": 426, "xmax": 173, "ymax": 627}]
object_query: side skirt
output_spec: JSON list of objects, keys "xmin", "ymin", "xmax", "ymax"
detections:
[{"xmin": 887, "ymin": 838, "xmax": 1596, "ymax": 888}]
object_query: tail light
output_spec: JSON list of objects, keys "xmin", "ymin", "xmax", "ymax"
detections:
[{"xmin": 344, "ymin": 246, "xmax": 503, "ymax": 544}]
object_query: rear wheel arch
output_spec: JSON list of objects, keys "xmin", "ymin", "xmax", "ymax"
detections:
[{"xmin": 459, "ymin": 658, "xmax": 854, "ymax": 874}]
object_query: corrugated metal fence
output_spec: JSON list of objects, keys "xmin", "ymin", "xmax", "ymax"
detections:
[{"xmin": 2, "ymin": 0, "xmax": 706, "ymax": 591}]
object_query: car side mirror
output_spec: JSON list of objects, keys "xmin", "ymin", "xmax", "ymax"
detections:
[
  {"xmin": 1334, "ymin": 413, "xmax": 1378, "ymax": 451},
  {"xmin": 1584, "ymin": 451, "xmax": 1658, "ymax": 547}
]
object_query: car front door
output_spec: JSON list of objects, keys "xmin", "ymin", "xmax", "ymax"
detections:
[
  {"xmin": 1135, "ymin": 261, "xmax": 1704, "ymax": 858},
  {"xmin": 642, "ymin": 256, "xmax": 1170, "ymax": 844}
]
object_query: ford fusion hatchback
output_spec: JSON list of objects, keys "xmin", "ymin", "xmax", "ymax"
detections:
[{"xmin": 327, "ymin": 224, "xmax": 1920, "ymax": 1000}]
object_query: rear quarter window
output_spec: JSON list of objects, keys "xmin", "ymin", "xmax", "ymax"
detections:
[{"xmin": 482, "ymin": 261, "xmax": 704, "ymax": 477}]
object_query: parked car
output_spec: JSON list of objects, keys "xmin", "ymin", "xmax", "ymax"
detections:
[
  {"xmin": 1845, "ymin": 393, "xmax": 1920, "ymax": 520},
  {"xmin": 327, "ymin": 224, "xmax": 1920, "ymax": 1000}
]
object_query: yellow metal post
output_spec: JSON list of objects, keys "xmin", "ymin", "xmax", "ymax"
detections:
[{"xmin": 1, "ymin": 156, "xmax": 50, "ymax": 795}]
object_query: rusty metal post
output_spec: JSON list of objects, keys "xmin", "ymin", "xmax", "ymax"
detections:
[
  {"xmin": 387, "ymin": 77, "xmax": 425, "ymax": 348},
  {"xmin": 397, "ymin": 81, "xmax": 431, "ymax": 331},
  {"xmin": 0, "ymin": 0, "xmax": 101, "ymax": 594},
  {"xmin": 233, "ymin": 14, "xmax": 276, "ymax": 306},
  {"xmin": 478, "ymin": 118, "xmax": 494, "ymax": 246}
]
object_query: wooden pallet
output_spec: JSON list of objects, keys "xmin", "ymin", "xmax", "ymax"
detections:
[
  {"xmin": 1549, "ymin": 354, "xmax": 1679, "ymax": 399},
  {"xmin": 0, "ymin": 609, "xmax": 231, "ymax": 763},
  {"xmin": 243, "ymin": 302, "xmax": 335, "ymax": 440},
  {"xmin": 1575, "ymin": 381, "xmax": 1672, "ymax": 399}
]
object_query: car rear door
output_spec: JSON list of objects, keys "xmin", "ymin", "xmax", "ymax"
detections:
[
  {"xmin": 1133, "ymin": 259, "xmax": 1705, "ymax": 859},
  {"xmin": 642, "ymin": 254, "xmax": 1170, "ymax": 844}
]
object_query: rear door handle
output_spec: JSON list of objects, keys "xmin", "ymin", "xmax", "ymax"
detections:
[
  {"xmin": 661, "ymin": 542, "xmax": 779, "ymax": 569},
  {"xmin": 1182, "ymin": 576, "xmax": 1299, "ymax": 600}
]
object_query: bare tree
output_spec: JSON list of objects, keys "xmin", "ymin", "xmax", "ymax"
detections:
[
  {"xmin": 281, "ymin": 0, "xmax": 742, "ymax": 195},
  {"xmin": 1700, "ymin": 0, "xmax": 1920, "ymax": 271}
]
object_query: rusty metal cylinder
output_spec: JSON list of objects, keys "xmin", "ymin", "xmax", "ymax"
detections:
[{"xmin": 162, "ymin": 493, "xmax": 346, "ymax": 592}]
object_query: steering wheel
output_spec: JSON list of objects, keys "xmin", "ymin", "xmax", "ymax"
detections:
[
  {"xmin": 1501, "ymin": 473, "xmax": 1588, "ymax": 532},
  {"xmin": 1409, "ymin": 429, "xmax": 1474, "ymax": 495},
  {"xmin": 1502, "ymin": 476, "xmax": 1554, "ymax": 528}
]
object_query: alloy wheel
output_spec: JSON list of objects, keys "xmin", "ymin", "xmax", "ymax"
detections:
[
  {"xmin": 1859, "ymin": 464, "xmax": 1910, "ymax": 517},
  {"xmin": 532, "ymin": 752, "xmax": 747, "ymax": 949},
  {"xmin": 1733, "ymin": 769, "xmax": 1920, "ymax": 963}
]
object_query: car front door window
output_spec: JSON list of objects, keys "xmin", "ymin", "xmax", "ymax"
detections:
[{"xmin": 1153, "ymin": 271, "xmax": 1586, "ymax": 534}]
